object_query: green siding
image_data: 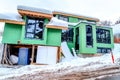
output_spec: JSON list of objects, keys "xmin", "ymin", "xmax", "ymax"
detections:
[
  {"xmin": 20, "ymin": 25, "xmax": 46, "ymax": 45},
  {"xmin": 2, "ymin": 18, "xmax": 62, "ymax": 47},
  {"xmin": 69, "ymin": 17, "xmax": 79, "ymax": 23},
  {"xmin": 79, "ymin": 23, "xmax": 97, "ymax": 54},
  {"xmin": 2, "ymin": 23, "xmax": 22, "ymax": 44},
  {"xmin": 46, "ymin": 28, "xmax": 61, "ymax": 46}
]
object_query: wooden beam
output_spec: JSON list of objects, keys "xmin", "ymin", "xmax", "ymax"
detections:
[
  {"xmin": 31, "ymin": 45, "xmax": 35, "ymax": 64},
  {"xmin": 18, "ymin": 9, "xmax": 53, "ymax": 19},
  {"xmin": 46, "ymin": 25, "xmax": 68, "ymax": 30},
  {"xmin": 57, "ymin": 47, "xmax": 61, "ymax": 63},
  {"xmin": 0, "ymin": 19, "xmax": 25, "ymax": 25}
]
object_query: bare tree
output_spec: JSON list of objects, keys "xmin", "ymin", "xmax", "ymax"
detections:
[
  {"xmin": 115, "ymin": 17, "xmax": 120, "ymax": 24},
  {"xmin": 99, "ymin": 20, "xmax": 112, "ymax": 26}
]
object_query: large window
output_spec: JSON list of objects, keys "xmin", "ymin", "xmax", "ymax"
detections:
[
  {"xmin": 25, "ymin": 17, "xmax": 44, "ymax": 39},
  {"xmin": 96, "ymin": 28, "xmax": 111, "ymax": 43},
  {"xmin": 86, "ymin": 25, "xmax": 93, "ymax": 47},
  {"xmin": 58, "ymin": 15, "xmax": 68, "ymax": 22},
  {"xmin": 62, "ymin": 28, "xmax": 74, "ymax": 42}
]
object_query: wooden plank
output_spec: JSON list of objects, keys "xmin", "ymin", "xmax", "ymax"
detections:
[
  {"xmin": 18, "ymin": 10, "xmax": 52, "ymax": 19},
  {"xmin": 31, "ymin": 63, "xmax": 48, "ymax": 65},
  {"xmin": 57, "ymin": 47, "xmax": 61, "ymax": 63},
  {"xmin": 0, "ymin": 19, "xmax": 25, "ymax": 25},
  {"xmin": 46, "ymin": 25, "xmax": 68, "ymax": 30},
  {"xmin": 31, "ymin": 45, "xmax": 35, "ymax": 64}
]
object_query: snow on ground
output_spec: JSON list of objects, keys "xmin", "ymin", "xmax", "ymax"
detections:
[{"xmin": 0, "ymin": 44, "xmax": 120, "ymax": 79}]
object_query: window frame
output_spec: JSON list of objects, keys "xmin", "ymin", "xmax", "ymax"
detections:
[
  {"xmin": 25, "ymin": 16, "xmax": 45, "ymax": 40},
  {"xmin": 96, "ymin": 28, "xmax": 111, "ymax": 44},
  {"xmin": 86, "ymin": 25, "xmax": 93, "ymax": 47}
]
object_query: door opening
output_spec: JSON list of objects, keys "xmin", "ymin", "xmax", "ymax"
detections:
[{"xmin": 75, "ymin": 27, "xmax": 79, "ymax": 50}]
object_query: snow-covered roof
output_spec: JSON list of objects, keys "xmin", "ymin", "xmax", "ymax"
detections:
[
  {"xmin": 0, "ymin": 13, "xmax": 25, "ymax": 25},
  {"xmin": 53, "ymin": 10, "xmax": 99, "ymax": 22},
  {"xmin": 0, "ymin": 13, "xmax": 23, "ymax": 22},
  {"xmin": 46, "ymin": 17, "xmax": 68, "ymax": 30},
  {"xmin": 110, "ymin": 24, "xmax": 120, "ymax": 35},
  {"xmin": 17, "ymin": 5, "xmax": 52, "ymax": 15}
]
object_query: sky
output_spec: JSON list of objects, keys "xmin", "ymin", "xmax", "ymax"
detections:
[{"xmin": 0, "ymin": 0, "xmax": 120, "ymax": 23}]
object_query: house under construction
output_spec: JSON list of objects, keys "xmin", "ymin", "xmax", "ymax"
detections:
[{"xmin": 0, "ymin": 5, "xmax": 114, "ymax": 65}]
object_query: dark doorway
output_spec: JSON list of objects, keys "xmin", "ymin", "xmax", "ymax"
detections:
[{"xmin": 75, "ymin": 27, "xmax": 79, "ymax": 50}]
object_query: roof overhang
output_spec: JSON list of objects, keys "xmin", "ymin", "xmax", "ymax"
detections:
[
  {"xmin": 0, "ymin": 19, "xmax": 25, "ymax": 25},
  {"xmin": 53, "ymin": 11, "xmax": 99, "ymax": 22},
  {"xmin": 46, "ymin": 25, "xmax": 68, "ymax": 30},
  {"xmin": 18, "ymin": 9, "xmax": 53, "ymax": 19}
]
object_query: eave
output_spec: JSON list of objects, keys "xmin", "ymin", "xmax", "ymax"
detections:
[
  {"xmin": 18, "ymin": 9, "xmax": 53, "ymax": 19},
  {"xmin": 46, "ymin": 25, "xmax": 68, "ymax": 30},
  {"xmin": 53, "ymin": 11, "xmax": 99, "ymax": 22},
  {"xmin": 0, "ymin": 19, "xmax": 25, "ymax": 25}
]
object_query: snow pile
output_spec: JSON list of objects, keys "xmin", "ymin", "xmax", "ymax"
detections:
[
  {"xmin": 0, "ymin": 52, "xmax": 119, "ymax": 79},
  {"xmin": 61, "ymin": 42, "xmax": 74, "ymax": 59},
  {"xmin": 0, "ymin": 13, "xmax": 23, "ymax": 22},
  {"xmin": 111, "ymin": 24, "xmax": 120, "ymax": 35},
  {"xmin": 0, "ymin": 44, "xmax": 120, "ymax": 79},
  {"xmin": 17, "ymin": 5, "xmax": 52, "ymax": 14},
  {"xmin": 47, "ymin": 17, "xmax": 68, "ymax": 27},
  {"xmin": 112, "ymin": 43, "xmax": 120, "ymax": 64}
]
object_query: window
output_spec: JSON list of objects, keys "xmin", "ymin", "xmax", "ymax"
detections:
[
  {"xmin": 62, "ymin": 28, "xmax": 74, "ymax": 42},
  {"xmin": 86, "ymin": 25, "xmax": 93, "ymax": 47},
  {"xmin": 58, "ymin": 15, "xmax": 68, "ymax": 22},
  {"xmin": 96, "ymin": 28, "xmax": 111, "ymax": 43},
  {"xmin": 97, "ymin": 47, "xmax": 111, "ymax": 53},
  {"xmin": 25, "ymin": 17, "xmax": 44, "ymax": 39}
]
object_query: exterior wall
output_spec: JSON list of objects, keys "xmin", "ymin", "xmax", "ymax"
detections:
[
  {"xmin": 46, "ymin": 28, "xmax": 61, "ymax": 46},
  {"xmin": 79, "ymin": 23, "xmax": 97, "ymax": 54},
  {"xmin": 67, "ymin": 16, "xmax": 79, "ymax": 51},
  {"xmin": 96, "ymin": 27, "xmax": 114, "ymax": 49},
  {"xmin": 2, "ymin": 23, "xmax": 22, "ymax": 44},
  {"xmin": 2, "ymin": 17, "xmax": 62, "ymax": 46}
]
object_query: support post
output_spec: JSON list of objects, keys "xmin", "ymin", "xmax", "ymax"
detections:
[
  {"xmin": 57, "ymin": 47, "xmax": 61, "ymax": 63},
  {"xmin": 3, "ymin": 44, "xmax": 7, "ymax": 64},
  {"xmin": 31, "ymin": 45, "xmax": 35, "ymax": 64}
]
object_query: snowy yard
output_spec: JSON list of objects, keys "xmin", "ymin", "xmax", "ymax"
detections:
[{"xmin": 0, "ymin": 44, "xmax": 120, "ymax": 80}]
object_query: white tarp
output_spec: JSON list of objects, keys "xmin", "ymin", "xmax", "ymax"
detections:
[
  {"xmin": 47, "ymin": 17, "xmax": 68, "ymax": 27},
  {"xmin": 10, "ymin": 55, "xmax": 18, "ymax": 64},
  {"xmin": 36, "ymin": 46, "xmax": 57, "ymax": 65},
  {"xmin": 61, "ymin": 42, "xmax": 74, "ymax": 59}
]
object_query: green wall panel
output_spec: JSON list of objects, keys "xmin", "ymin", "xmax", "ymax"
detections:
[
  {"xmin": 79, "ymin": 23, "xmax": 97, "ymax": 54},
  {"xmin": 46, "ymin": 28, "xmax": 61, "ymax": 46},
  {"xmin": 2, "ymin": 23, "xmax": 22, "ymax": 44},
  {"xmin": 69, "ymin": 17, "xmax": 79, "ymax": 23}
]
